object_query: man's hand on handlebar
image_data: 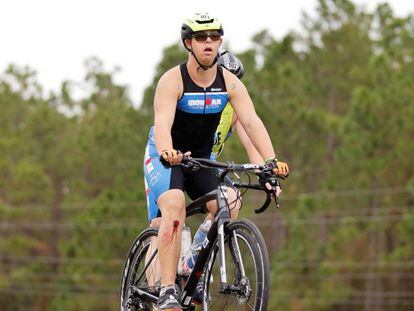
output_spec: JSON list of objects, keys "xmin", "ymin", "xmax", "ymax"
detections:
[
  {"xmin": 274, "ymin": 161, "xmax": 289, "ymax": 177},
  {"xmin": 262, "ymin": 158, "xmax": 288, "ymax": 207},
  {"xmin": 264, "ymin": 158, "xmax": 289, "ymax": 178},
  {"xmin": 160, "ymin": 149, "xmax": 191, "ymax": 165}
]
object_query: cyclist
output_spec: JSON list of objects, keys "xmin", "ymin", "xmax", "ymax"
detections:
[
  {"xmin": 180, "ymin": 50, "xmax": 264, "ymax": 270},
  {"xmin": 143, "ymin": 13, "xmax": 289, "ymax": 310},
  {"xmin": 144, "ymin": 50, "xmax": 265, "ymax": 304}
]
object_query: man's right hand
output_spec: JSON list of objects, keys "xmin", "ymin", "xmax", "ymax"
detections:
[
  {"xmin": 161, "ymin": 149, "xmax": 182, "ymax": 165},
  {"xmin": 161, "ymin": 150, "xmax": 191, "ymax": 165}
]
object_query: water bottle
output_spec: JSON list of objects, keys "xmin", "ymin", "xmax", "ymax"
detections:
[
  {"xmin": 177, "ymin": 226, "xmax": 192, "ymax": 275},
  {"xmin": 181, "ymin": 220, "xmax": 212, "ymax": 275}
]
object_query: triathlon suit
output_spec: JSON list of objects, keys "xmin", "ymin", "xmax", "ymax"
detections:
[{"xmin": 144, "ymin": 62, "xmax": 229, "ymax": 222}]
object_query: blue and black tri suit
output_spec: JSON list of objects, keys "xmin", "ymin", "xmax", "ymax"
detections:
[{"xmin": 144, "ymin": 62, "xmax": 229, "ymax": 222}]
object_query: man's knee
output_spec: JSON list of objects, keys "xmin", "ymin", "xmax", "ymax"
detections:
[
  {"xmin": 158, "ymin": 189, "xmax": 186, "ymax": 218},
  {"xmin": 228, "ymin": 188, "xmax": 241, "ymax": 216},
  {"xmin": 206, "ymin": 187, "xmax": 241, "ymax": 218},
  {"xmin": 150, "ymin": 217, "xmax": 162, "ymax": 228}
]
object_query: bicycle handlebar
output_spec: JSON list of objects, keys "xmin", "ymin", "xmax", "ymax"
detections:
[
  {"xmin": 160, "ymin": 155, "xmax": 284, "ymax": 213},
  {"xmin": 162, "ymin": 155, "xmax": 264, "ymax": 171}
]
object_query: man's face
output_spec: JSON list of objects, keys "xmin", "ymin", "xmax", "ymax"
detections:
[{"xmin": 187, "ymin": 30, "xmax": 222, "ymax": 64}]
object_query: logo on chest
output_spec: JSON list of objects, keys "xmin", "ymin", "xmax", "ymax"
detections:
[
  {"xmin": 179, "ymin": 92, "xmax": 228, "ymax": 113},
  {"xmin": 188, "ymin": 98, "xmax": 222, "ymax": 107}
]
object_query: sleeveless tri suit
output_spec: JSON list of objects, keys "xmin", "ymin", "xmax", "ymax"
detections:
[{"xmin": 144, "ymin": 63, "xmax": 229, "ymax": 222}]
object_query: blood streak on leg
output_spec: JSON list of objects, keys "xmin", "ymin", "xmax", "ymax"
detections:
[
  {"xmin": 171, "ymin": 220, "xmax": 179, "ymax": 242},
  {"xmin": 164, "ymin": 220, "xmax": 180, "ymax": 247},
  {"xmin": 173, "ymin": 220, "xmax": 179, "ymax": 234}
]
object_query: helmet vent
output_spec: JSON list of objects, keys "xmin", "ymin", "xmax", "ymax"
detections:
[{"xmin": 196, "ymin": 19, "xmax": 215, "ymax": 24}]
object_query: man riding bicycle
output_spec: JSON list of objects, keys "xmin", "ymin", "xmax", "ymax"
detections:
[{"xmin": 143, "ymin": 12, "xmax": 289, "ymax": 311}]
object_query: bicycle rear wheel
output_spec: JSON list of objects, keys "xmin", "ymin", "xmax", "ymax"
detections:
[
  {"xmin": 120, "ymin": 227, "xmax": 160, "ymax": 311},
  {"xmin": 202, "ymin": 219, "xmax": 270, "ymax": 310}
]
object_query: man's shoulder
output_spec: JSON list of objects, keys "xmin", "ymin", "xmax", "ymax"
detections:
[
  {"xmin": 156, "ymin": 65, "xmax": 183, "ymax": 96},
  {"xmin": 222, "ymin": 67, "xmax": 245, "ymax": 95},
  {"xmin": 221, "ymin": 66, "xmax": 237, "ymax": 80},
  {"xmin": 160, "ymin": 65, "xmax": 182, "ymax": 82}
]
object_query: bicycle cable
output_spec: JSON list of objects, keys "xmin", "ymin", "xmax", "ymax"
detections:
[{"xmin": 218, "ymin": 170, "xmax": 251, "ymax": 212}]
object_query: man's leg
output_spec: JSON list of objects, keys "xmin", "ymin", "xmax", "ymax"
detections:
[
  {"xmin": 157, "ymin": 189, "xmax": 186, "ymax": 286},
  {"xmin": 205, "ymin": 187, "xmax": 241, "ymax": 219},
  {"xmin": 146, "ymin": 217, "xmax": 162, "ymax": 287}
]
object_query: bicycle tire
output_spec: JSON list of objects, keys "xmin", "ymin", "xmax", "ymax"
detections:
[
  {"xmin": 202, "ymin": 219, "xmax": 270, "ymax": 310},
  {"xmin": 120, "ymin": 227, "xmax": 159, "ymax": 311}
]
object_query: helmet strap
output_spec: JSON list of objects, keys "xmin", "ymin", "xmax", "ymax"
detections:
[{"xmin": 191, "ymin": 50, "xmax": 219, "ymax": 71}]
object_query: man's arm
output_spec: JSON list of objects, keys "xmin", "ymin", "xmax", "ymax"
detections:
[
  {"xmin": 153, "ymin": 67, "xmax": 183, "ymax": 163},
  {"xmin": 225, "ymin": 72, "xmax": 275, "ymax": 160},
  {"xmin": 224, "ymin": 71, "xmax": 289, "ymax": 176}
]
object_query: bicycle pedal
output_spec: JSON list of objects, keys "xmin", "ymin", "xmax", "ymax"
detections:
[{"xmin": 127, "ymin": 296, "xmax": 150, "ymax": 311}]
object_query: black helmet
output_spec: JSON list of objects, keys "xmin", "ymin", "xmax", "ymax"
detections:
[{"xmin": 218, "ymin": 51, "xmax": 244, "ymax": 79}]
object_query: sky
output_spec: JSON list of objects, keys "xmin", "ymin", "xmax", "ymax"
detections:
[{"xmin": 1, "ymin": 0, "xmax": 413, "ymax": 105}]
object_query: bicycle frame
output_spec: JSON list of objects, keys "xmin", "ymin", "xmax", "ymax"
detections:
[{"xmin": 180, "ymin": 182, "xmax": 244, "ymax": 308}]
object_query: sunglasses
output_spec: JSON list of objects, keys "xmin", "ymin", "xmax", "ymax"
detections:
[{"xmin": 192, "ymin": 31, "xmax": 222, "ymax": 42}]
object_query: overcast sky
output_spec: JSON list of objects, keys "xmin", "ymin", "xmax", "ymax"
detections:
[{"xmin": 1, "ymin": 0, "xmax": 413, "ymax": 105}]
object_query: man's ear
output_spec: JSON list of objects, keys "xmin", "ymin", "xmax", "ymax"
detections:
[{"xmin": 184, "ymin": 38, "xmax": 192, "ymax": 50}]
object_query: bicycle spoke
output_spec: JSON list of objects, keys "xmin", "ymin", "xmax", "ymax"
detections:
[
  {"xmin": 203, "ymin": 223, "xmax": 267, "ymax": 310},
  {"xmin": 246, "ymin": 301, "xmax": 255, "ymax": 310}
]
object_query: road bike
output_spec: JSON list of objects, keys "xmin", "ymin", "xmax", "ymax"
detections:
[{"xmin": 120, "ymin": 156, "xmax": 284, "ymax": 310}]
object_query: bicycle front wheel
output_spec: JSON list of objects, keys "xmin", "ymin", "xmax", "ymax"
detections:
[
  {"xmin": 120, "ymin": 227, "xmax": 160, "ymax": 311},
  {"xmin": 202, "ymin": 219, "xmax": 270, "ymax": 310}
]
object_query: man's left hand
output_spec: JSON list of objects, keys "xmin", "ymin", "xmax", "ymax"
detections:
[{"xmin": 273, "ymin": 161, "xmax": 289, "ymax": 177}]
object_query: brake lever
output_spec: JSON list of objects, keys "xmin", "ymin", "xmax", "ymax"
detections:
[
  {"xmin": 273, "ymin": 179, "xmax": 281, "ymax": 208},
  {"xmin": 265, "ymin": 181, "xmax": 280, "ymax": 208},
  {"xmin": 261, "ymin": 174, "xmax": 281, "ymax": 208},
  {"xmin": 273, "ymin": 189, "xmax": 280, "ymax": 208}
]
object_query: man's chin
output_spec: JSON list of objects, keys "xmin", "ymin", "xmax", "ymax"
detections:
[{"xmin": 198, "ymin": 56, "xmax": 217, "ymax": 67}]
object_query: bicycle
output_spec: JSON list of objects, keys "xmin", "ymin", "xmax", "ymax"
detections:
[{"xmin": 120, "ymin": 156, "xmax": 284, "ymax": 310}]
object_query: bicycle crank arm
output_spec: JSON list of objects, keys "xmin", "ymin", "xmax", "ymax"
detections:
[{"xmin": 130, "ymin": 285, "xmax": 158, "ymax": 303}]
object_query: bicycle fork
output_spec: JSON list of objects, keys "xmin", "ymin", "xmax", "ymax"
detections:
[
  {"xmin": 215, "ymin": 187, "xmax": 246, "ymax": 292},
  {"xmin": 216, "ymin": 187, "xmax": 253, "ymax": 302},
  {"xmin": 180, "ymin": 186, "xmax": 247, "ymax": 307}
]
